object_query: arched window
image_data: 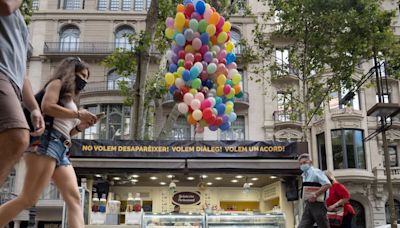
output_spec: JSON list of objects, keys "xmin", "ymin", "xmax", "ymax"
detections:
[
  {"xmin": 107, "ymin": 69, "xmax": 135, "ymax": 90},
  {"xmin": 59, "ymin": 25, "xmax": 80, "ymax": 52},
  {"xmin": 230, "ymin": 28, "xmax": 241, "ymax": 54},
  {"xmin": 350, "ymin": 199, "xmax": 366, "ymax": 228},
  {"xmin": 115, "ymin": 26, "xmax": 135, "ymax": 50},
  {"xmin": 386, "ymin": 199, "xmax": 400, "ymax": 224}
]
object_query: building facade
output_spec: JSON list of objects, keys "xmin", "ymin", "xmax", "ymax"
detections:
[{"xmin": 1, "ymin": 0, "xmax": 400, "ymax": 227}]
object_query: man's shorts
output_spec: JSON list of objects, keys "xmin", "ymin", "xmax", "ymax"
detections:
[{"xmin": 0, "ymin": 72, "xmax": 30, "ymax": 133}]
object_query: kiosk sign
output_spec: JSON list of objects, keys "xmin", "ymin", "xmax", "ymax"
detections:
[{"xmin": 172, "ymin": 192, "xmax": 201, "ymax": 205}]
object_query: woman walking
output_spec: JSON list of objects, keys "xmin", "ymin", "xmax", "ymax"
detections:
[
  {"xmin": 325, "ymin": 171, "xmax": 356, "ymax": 228},
  {"xmin": 0, "ymin": 57, "xmax": 97, "ymax": 227}
]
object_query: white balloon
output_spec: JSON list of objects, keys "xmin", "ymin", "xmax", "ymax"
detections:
[
  {"xmin": 175, "ymin": 78, "xmax": 185, "ymax": 88},
  {"xmin": 190, "ymin": 99, "xmax": 201, "ymax": 110},
  {"xmin": 183, "ymin": 93, "xmax": 194, "ymax": 105},
  {"xmin": 178, "ymin": 102, "xmax": 189, "ymax": 114}
]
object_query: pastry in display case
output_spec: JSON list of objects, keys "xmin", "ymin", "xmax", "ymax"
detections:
[
  {"xmin": 143, "ymin": 213, "xmax": 205, "ymax": 228},
  {"xmin": 206, "ymin": 212, "xmax": 285, "ymax": 228}
]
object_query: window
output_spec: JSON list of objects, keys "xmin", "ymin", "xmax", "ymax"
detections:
[
  {"xmin": 0, "ymin": 169, "xmax": 15, "ymax": 194},
  {"xmin": 122, "ymin": 0, "xmax": 132, "ymax": 10},
  {"xmin": 329, "ymin": 86, "xmax": 360, "ymax": 110},
  {"xmin": 110, "ymin": 0, "xmax": 120, "ymax": 10},
  {"xmin": 83, "ymin": 106, "xmax": 99, "ymax": 139},
  {"xmin": 317, "ymin": 133, "xmax": 327, "ymax": 170},
  {"xmin": 376, "ymin": 93, "xmax": 390, "ymax": 103},
  {"xmin": 350, "ymin": 200, "xmax": 366, "ymax": 228},
  {"xmin": 59, "ymin": 25, "xmax": 80, "ymax": 52},
  {"xmin": 88, "ymin": 104, "xmax": 131, "ymax": 140},
  {"xmin": 383, "ymin": 146, "xmax": 399, "ymax": 167},
  {"xmin": 146, "ymin": 0, "xmax": 151, "ymax": 10},
  {"xmin": 134, "ymin": 0, "xmax": 144, "ymax": 11},
  {"xmin": 276, "ymin": 92, "xmax": 292, "ymax": 121},
  {"xmin": 64, "ymin": 0, "xmax": 81, "ymax": 9},
  {"xmin": 40, "ymin": 182, "xmax": 61, "ymax": 200},
  {"xmin": 220, "ymin": 116, "xmax": 245, "ymax": 140},
  {"xmin": 331, "ymin": 129, "xmax": 366, "ymax": 169},
  {"xmin": 275, "ymin": 49, "xmax": 289, "ymax": 74},
  {"xmin": 115, "ymin": 26, "xmax": 135, "ymax": 50},
  {"xmin": 168, "ymin": 116, "xmax": 191, "ymax": 140},
  {"xmin": 107, "ymin": 69, "xmax": 134, "ymax": 90},
  {"xmin": 32, "ymin": 0, "xmax": 40, "ymax": 10},
  {"xmin": 386, "ymin": 199, "xmax": 400, "ymax": 224},
  {"xmin": 230, "ymin": 28, "xmax": 241, "ymax": 54},
  {"xmin": 98, "ymin": 0, "xmax": 107, "ymax": 10}
]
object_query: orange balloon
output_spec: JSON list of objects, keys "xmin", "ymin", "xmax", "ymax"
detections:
[
  {"xmin": 211, "ymin": 36, "xmax": 218, "ymax": 45},
  {"xmin": 209, "ymin": 12, "xmax": 220, "ymax": 25},
  {"xmin": 177, "ymin": 4, "xmax": 185, "ymax": 13},
  {"xmin": 185, "ymin": 19, "xmax": 190, "ymax": 28},
  {"xmin": 234, "ymin": 85, "xmax": 241, "ymax": 94},
  {"xmin": 187, "ymin": 113, "xmax": 197, "ymax": 125}
]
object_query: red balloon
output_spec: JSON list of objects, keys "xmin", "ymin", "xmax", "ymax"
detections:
[
  {"xmin": 188, "ymin": 106, "xmax": 194, "ymax": 113},
  {"xmin": 194, "ymin": 53, "xmax": 203, "ymax": 62},
  {"xmin": 207, "ymin": 115, "xmax": 217, "ymax": 124},
  {"xmin": 173, "ymin": 90, "xmax": 183, "ymax": 102},
  {"xmin": 179, "ymin": 50, "xmax": 186, "ymax": 60},
  {"xmin": 203, "ymin": 108, "xmax": 213, "ymax": 119},
  {"xmin": 185, "ymin": 61, "xmax": 193, "ymax": 69},
  {"xmin": 215, "ymin": 116, "xmax": 223, "ymax": 126},
  {"xmin": 199, "ymin": 45, "xmax": 209, "ymax": 55},
  {"xmin": 185, "ymin": 3, "xmax": 195, "ymax": 17},
  {"xmin": 200, "ymin": 71, "xmax": 208, "ymax": 81},
  {"xmin": 219, "ymin": 58, "xmax": 227, "ymax": 65},
  {"xmin": 180, "ymin": 86, "xmax": 189, "ymax": 94}
]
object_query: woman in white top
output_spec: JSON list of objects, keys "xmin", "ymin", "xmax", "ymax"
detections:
[{"xmin": 0, "ymin": 57, "xmax": 97, "ymax": 227}]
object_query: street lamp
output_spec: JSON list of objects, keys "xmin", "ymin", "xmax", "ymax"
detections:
[{"xmin": 341, "ymin": 59, "xmax": 400, "ymax": 228}]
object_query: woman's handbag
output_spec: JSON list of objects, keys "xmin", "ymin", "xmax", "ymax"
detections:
[{"xmin": 327, "ymin": 207, "xmax": 344, "ymax": 227}]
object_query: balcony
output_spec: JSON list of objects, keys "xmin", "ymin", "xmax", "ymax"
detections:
[
  {"xmin": 162, "ymin": 91, "xmax": 249, "ymax": 109},
  {"xmin": 270, "ymin": 66, "xmax": 299, "ymax": 84},
  {"xmin": 43, "ymin": 42, "xmax": 118, "ymax": 56},
  {"xmin": 273, "ymin": 110, "xmax": 302, "ymax": 130},
  {"xmin": 331, "ymin": 107, "xmax": 364, "ymax": 121},
  {"xmin": 373, "ymin": 167, "xmax": 400, "ymax": 183}
]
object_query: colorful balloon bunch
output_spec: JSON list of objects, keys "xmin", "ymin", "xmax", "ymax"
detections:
[{"xmin": 164, "ymin": 0, "xmax": 243, "ymax": 132}]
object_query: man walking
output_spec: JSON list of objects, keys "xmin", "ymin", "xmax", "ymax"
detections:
[
  {"xmin": 0, "ymin": 0, "xmax": 45, "ymax": 187},
  {"xmin": 298, "ymin": 153, "xmax": 331, "ymax": 228}
]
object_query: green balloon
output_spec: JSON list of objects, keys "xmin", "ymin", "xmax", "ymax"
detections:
[
  {"xmin": 178, "ymin": 59, "xmax": 185, "ymax": 67},
  {"xmin": 199, "ymin": 20, "xmax": 208, "ymax": 33},
  {"xmin": 189, "ymin": 19, "xmax": 199, "ymax": 32},
  {"xmin": 226, "ymin": 79, "xmax": 233, "ymax": 86},
  {"xmin": 235, "ymin": 91, "xmax": 244, "ymax": 98},
  {"xmin": 191, "ymin": 78, "xmax": 202, "ymax": 89}
]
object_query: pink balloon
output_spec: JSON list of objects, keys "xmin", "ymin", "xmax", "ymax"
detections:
[
  {"xmin": 201, "ymin": 99, "xmax": 212, "ymax": 110},
  {"xmin": 185, "ymin": 53, "xmax": 195, "ymax": 62},
  {"xmin": 166, "ymin": 17, "xmax": 174, "ymax": 28},
  {"xmin": 212, "ymin": 58, "xmax": 219, "ymax": 64},
  {"xmin": 192, "ymin": 38, "xmax": 202, "ymax": 50},
  {"xmin": 199, "ymin": 45, "xmax": 209, "ymax": 55},
  {"xmin": 204, "ymin": 9, "xmax": 213, "ymax": 22},
  {"xmin": 191, "ymin": 99, "xmax": 201, "ymax": 110},
  {"xmin": 196, "ymin": 126, "xmax": 205, "ymax": 133},
  {"xmin": 224, "ymin": 85, "xmax": 231, "ymax": 95},
  {"xmin": 217, "ymin": 16, "xmax": 225, "ymax": 29},
  {"xmin": 218, "ymin": 50, "xmax": 227, "ymax": 60},
  {"xmin": 227, "ymin": 62, "xmax": 237, "ymax": 70},
  {"xmin": 193, "ymin": 32, "xmax": 201, "ymax": 39},
  {"xmin": 195, "ymin": 92, "xmax": 205, "ymax": 101},
  {"xmin": 217, "ymin": 64, "xmax": 226, "ymax": 74},
  {"xmin": 200, "ymin": 71, "xmax": 208, "ymax": 81},
  {"xmin": 184, "ymin": 93, "xmax": 194, "ymax": 105},
  {"xmin": 222, "ymin": 68, "xmax": 229, "ymax": 76}
]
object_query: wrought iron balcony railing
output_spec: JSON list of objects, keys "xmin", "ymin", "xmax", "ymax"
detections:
[{"xmin": 273, "ymin": 110, "xmax": 302, "ymax": 123}]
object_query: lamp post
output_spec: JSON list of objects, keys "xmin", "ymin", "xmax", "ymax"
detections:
[{"xmin": 340, "ymin": 57, "xmax": 400, "ymax": 228}]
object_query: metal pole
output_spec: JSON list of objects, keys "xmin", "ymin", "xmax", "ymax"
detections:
[{"xmin": 382, "ymin": 128, "xmax": 397, "ymax": 227}]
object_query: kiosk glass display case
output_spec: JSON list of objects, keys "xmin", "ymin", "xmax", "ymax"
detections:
[
  {"xmin": 206, "ymin": 213, "xmax": 285, "ymax": 228},
  {"xmin": 143, "ymin": 213, "xmax": 205, "ymax": 228}
]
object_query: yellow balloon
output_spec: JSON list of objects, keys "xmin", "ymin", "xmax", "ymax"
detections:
[
  {"xmin": 226, "ymin": 41, "xmax": 235, "ymax": 53},
  {"xmin": 205, "ymin": 3, "xmax": 211, "ymax": 10},
  {"xmin": 232, "ymin": 74, "xmax": 242, "ymax": 85},
  {"xmin": 175, "ymin": 12, "xmax": 186, "ymax": 28},
  {"xmin": 185, "ymin": 45, "xmax": 195, "ymax": 54},
  {"xmin": 165, "ymin": 28, "xmax": 174, "ymax": 39},
  {"xmin": 165, "ymin": 73, "xmax": 175, "ymax": 85},
  {"xmin": 226, "ymin": 101, "xmax": 234, "ymax": 107},
  {"xmin": 177, "ymin": 67, "xmax": 185, "ymax": 76},
  {"xmin": 174, "ymin": 23, "xmax": 184, "ymax": 33},
  {"xmin": 217, "ymin": 74, "xmax": 227, "ymax": 85},
  {"xmin": 217, "ymin": 32, "xmax": 228, "ymax": 44},
  {"xmin": 174, "ymin": 72, "xmax": 179, "ymax": 78},
  {"xmin": 226, "ymin": 88, "xmax": 235, "ymax": 99},
  {"xmin": 206, "ymin": 24, "xmax": 216, "ymax": 37},
  {"xmin": 217, "ymin": 85, "xmax": 224, "ymax": 97},
  {"xmin": 190, "ymin": 88, "xmax": 198, "ymax": 95},
  {"xmin": 222, "ymin": 21, "xmax": 232, "ymax": 33},
  {"xmin": 225, "ymin": 104, "xmax": 233, "ymax": 114}
]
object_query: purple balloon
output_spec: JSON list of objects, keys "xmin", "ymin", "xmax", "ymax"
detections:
[
  {"xmin": 173, "ymin": 45, "xmax": 182, "ymax": 54},
  {"xmin": 191, "ymin": 12, "xmax": 202, "ymax": 21},
  {"xmin": 204, "ymin": 52, "xmax": 213, "ymax": 63},
  {"xmin": 222, "ymin": 114, "xmax": 229, "ymax": 123},
  {"xmin": 202, "ymin": 61, "xmax": 208, "ymax": 69},
  {"xmin": 219, "ymin": 122, "xmax": 230, "ymax": 131},
  {"xmin": 171, "ymin": 53, "xmax": 179, "ymax": 63},
  {"xmin": 209, "ymin": 125, "xmax": 218, "ymax": 131}
]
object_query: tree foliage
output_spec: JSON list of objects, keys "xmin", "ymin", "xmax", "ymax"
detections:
[{"xmin": 252, "ymin": 0, "xmax": 400, "ymax": 140}]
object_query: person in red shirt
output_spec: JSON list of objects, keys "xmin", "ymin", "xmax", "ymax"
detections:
[{"xmin": 325, "ymin": 171, "xmax": 356, "ymax": 228}]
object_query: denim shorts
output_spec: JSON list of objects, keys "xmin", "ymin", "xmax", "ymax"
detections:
[{"xmin": 29, "ymin": 129, "xmax": 71, "ymax": 167}]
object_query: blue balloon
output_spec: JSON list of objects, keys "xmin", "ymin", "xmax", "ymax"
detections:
[
  {"xmin": 175, "ymin": 33, "xmax": 186, "ymax": 47},
  {"xmin": 169, "ymin": 64, "xmax": 178, "ymax": 73},
  {"xmin": 219, "ymin": 122, "xmax": 231, "ymax": 131},
  {"xmin": 200, "ymin": 33, "xmax": 209, "ymax": 45},
  {"xmin": 209, "ymin": 125, "xmax": 218, "ymax": 131},
  {"xmin": 206, "ymin": 79, "xmax": 213, "ymax": 89},
  {"xmin": 216, "ymin": 103, "xmax": 226, "ymax": 115},
  {"xmin": 195, "ymin": 1, "xmax": 206, "ymax": 15},
  {"xmin": 190, "ymin": 67, "xmax": 200, "ymax": 79},
  {"xmin": 169, "ymin": 85, "xmax": 177, "ymax": 94},
  {"xmin": 228, "ymin": 112, "xmax": 237, "ymax": 122},
  {"xmin": 226, "ymin": 53, "xmax": 236, "ymax": 64},
  {"xmin": 183, "ymin": 70, "xmax": 191, "ymax": 82}
]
